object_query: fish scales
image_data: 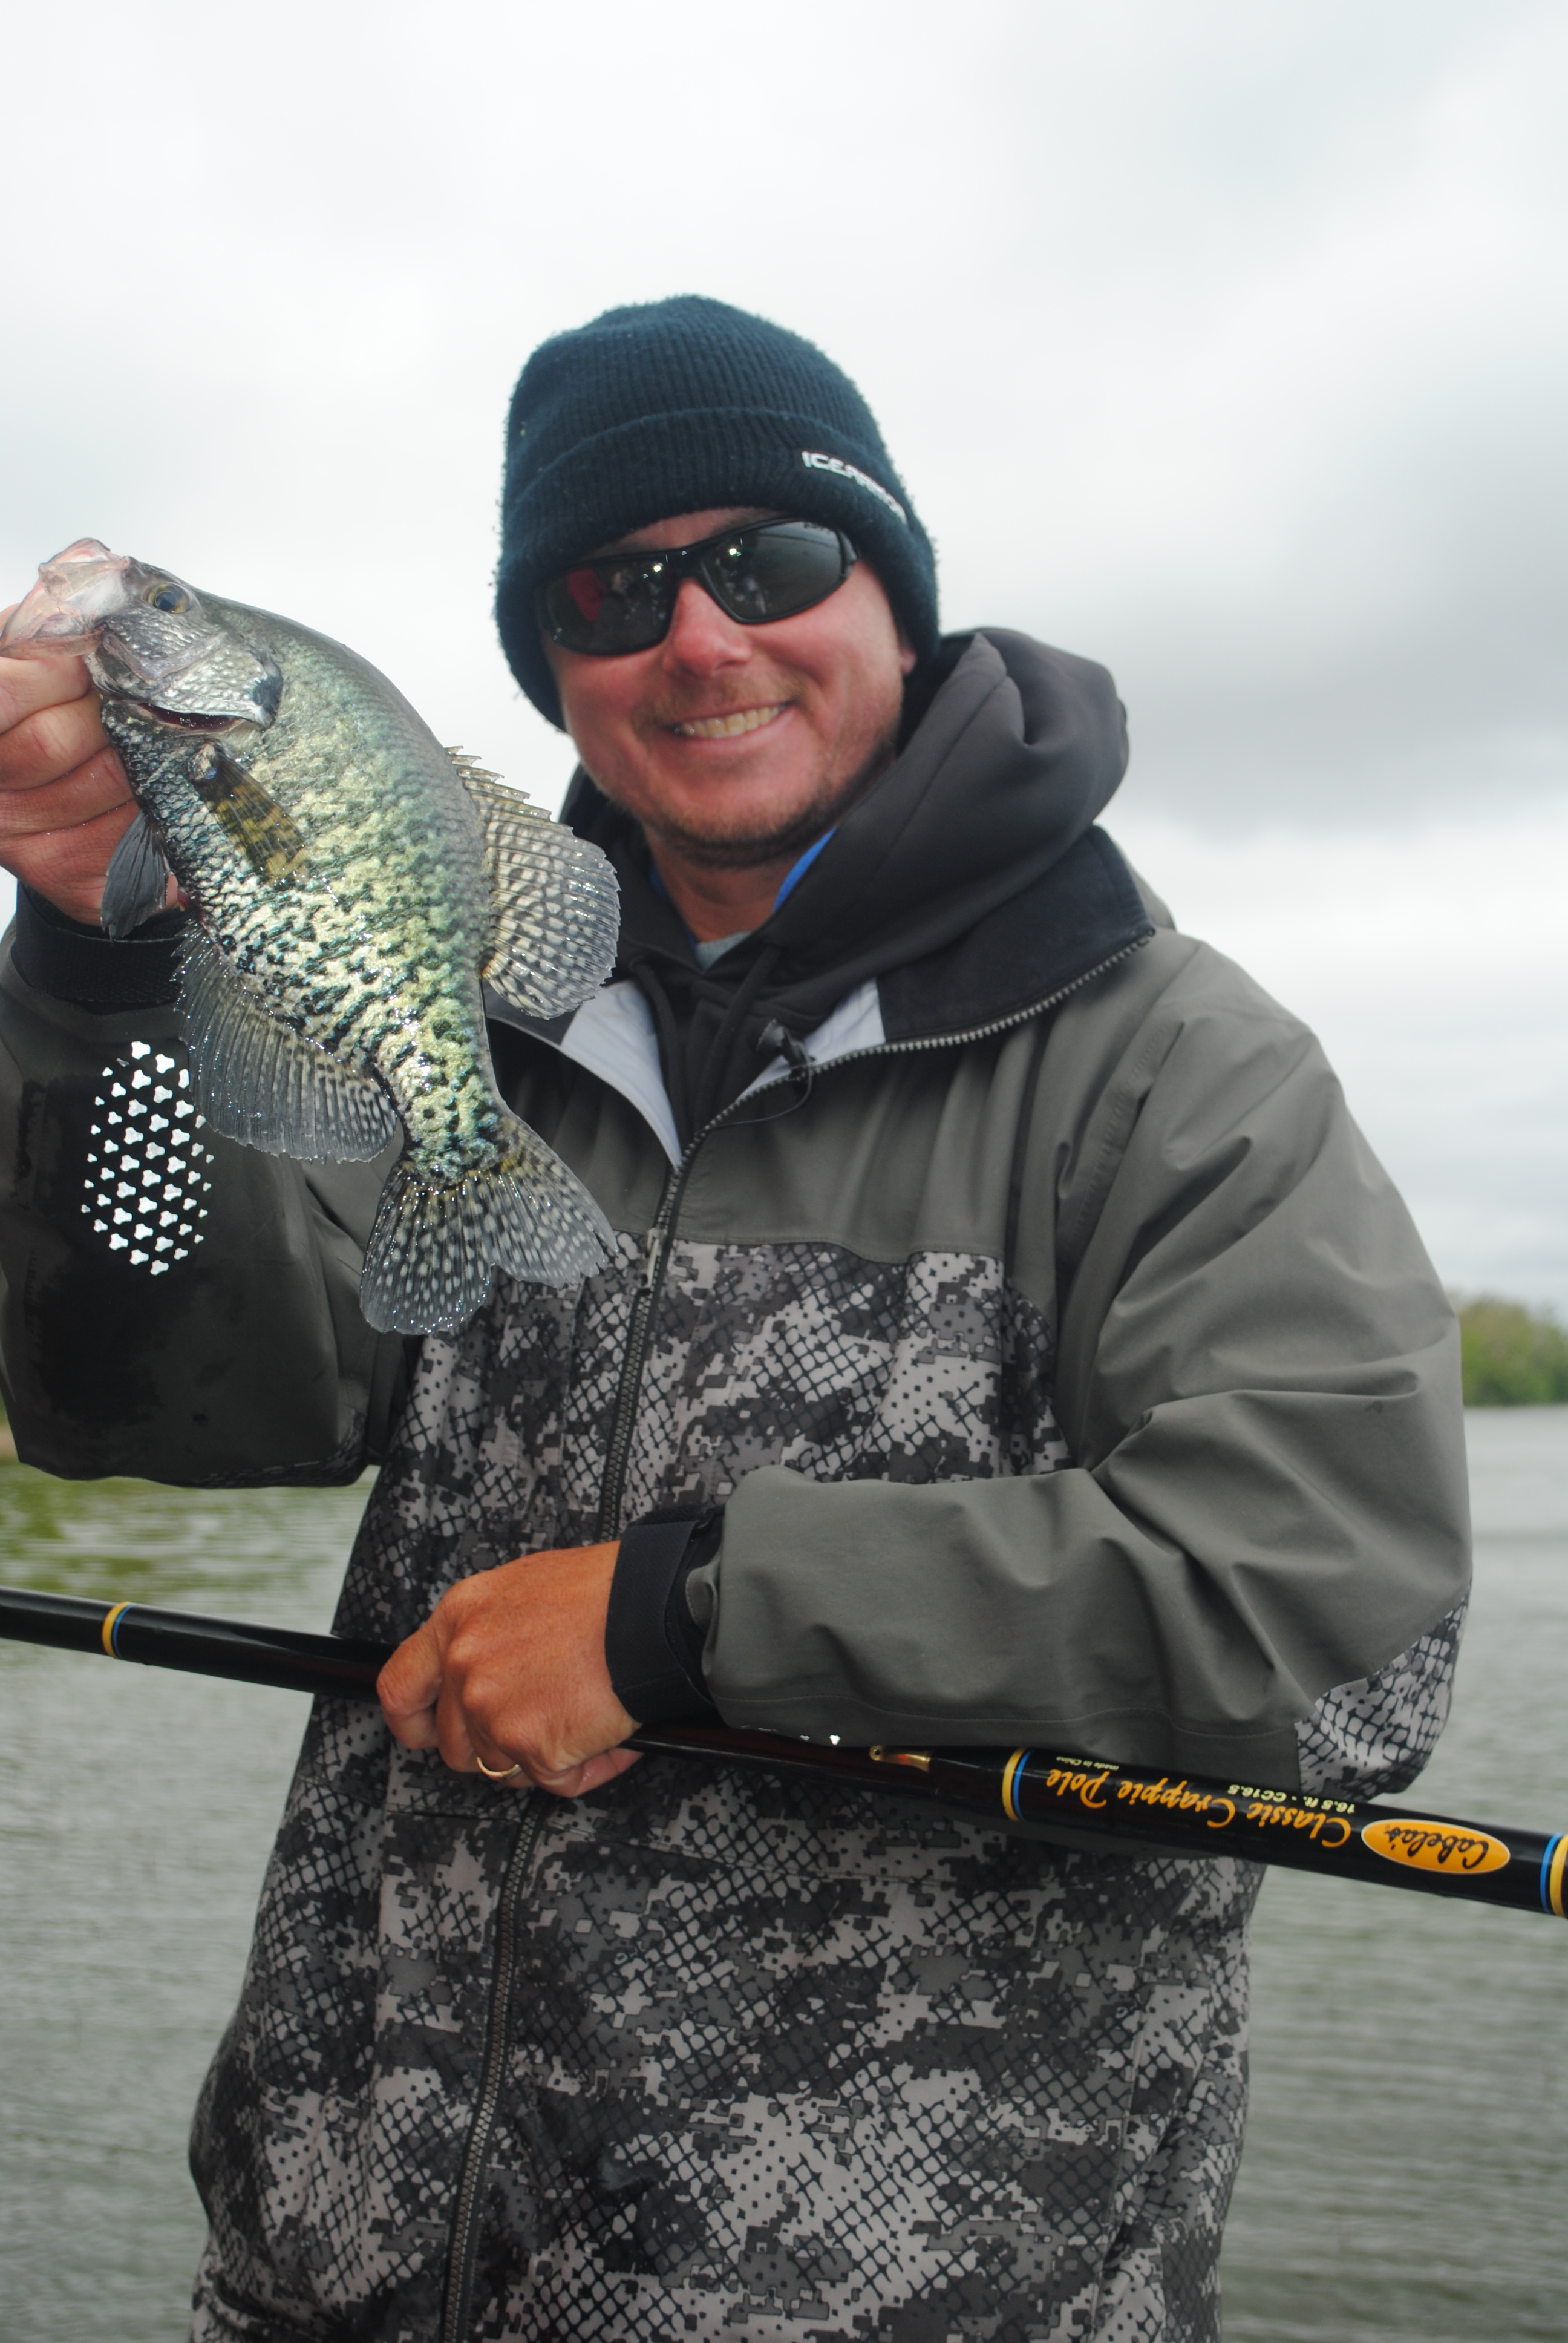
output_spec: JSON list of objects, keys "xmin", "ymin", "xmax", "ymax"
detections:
[
  {"xmin": 157, "ymin": 605, "xmax": 499, "ymax": 1164},
  {"xmin": 0, "ymin": 540, "xmax": 619, "ymax": 1333}
]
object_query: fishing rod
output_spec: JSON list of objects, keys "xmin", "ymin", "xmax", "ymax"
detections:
[{"xmin": 5, "ymin": 1581, "xmax": 1564, "ymax": 1921}]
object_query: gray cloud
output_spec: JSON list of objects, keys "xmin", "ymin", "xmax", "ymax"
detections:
[
  {"xmin": 3, "ymin": 0, "xmax": 1564, "ymax": 1304},
  {"xmin": 5, "ymin": 0, "xmax": 1563, "ymax": 827}
]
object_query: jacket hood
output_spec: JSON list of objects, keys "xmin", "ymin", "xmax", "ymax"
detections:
[{"xmin": 558, "ymin": 629, "xmax": 1148, "ymax": 1141}]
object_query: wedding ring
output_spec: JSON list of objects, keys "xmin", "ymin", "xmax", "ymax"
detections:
[{"xmin": 475, "ymin": 1753, "xmax": 523, "ymax": 1781}]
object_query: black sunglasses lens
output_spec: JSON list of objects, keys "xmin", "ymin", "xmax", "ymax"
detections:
[
  {"xmin": 701, "ymin": 522, "xmax": 849, "ymax": 623},
  {"xmin": 541, "ymin": 556, "xmax": 675, "ymax": 654},
  {"xmin": 540, "ymin": 520, "xmax": 851, "ymax": 655}
]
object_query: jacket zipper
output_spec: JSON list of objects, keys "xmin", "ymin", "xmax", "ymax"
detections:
[
  {"xmin": 590, "ymin": 930, "xmax": 1148, "ymax": 1541},
  {"xmin": 439, "ymin": 1798, "xmax": 549, "ymax": 2343},
  {"xmin": 439, "ymin": 928, "xmax": 1152, "ymax": 2322},
  {"xmin": 593, "ymin": 1198, "xmax": 687, "ymax": 1541}
]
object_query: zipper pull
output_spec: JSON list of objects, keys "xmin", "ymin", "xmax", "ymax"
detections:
[{"xmin": 638, "ymin": 1226, "xmax": 663, "ymax": 1289}]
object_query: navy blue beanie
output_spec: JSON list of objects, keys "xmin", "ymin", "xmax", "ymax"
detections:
[{"xmin": 495, "ymin": 295, "xmax": 939, "ymax": 729}]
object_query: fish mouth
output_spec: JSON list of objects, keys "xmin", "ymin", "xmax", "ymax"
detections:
[
  {"xmin": 145, "ymin": 706, "xmax": 241, "ymax": 733},
  {"xmin": 91, "ymin": 626, "xmax": 284, "ymax": 733},
  {"xmin": 669, "ymin": 703, "xmax": 788, "ymax": 741}
]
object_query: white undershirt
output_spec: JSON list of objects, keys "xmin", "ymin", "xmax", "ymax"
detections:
[{"xmin": 691, "ymin": 931, "xmax": 751, "ymax": 970}]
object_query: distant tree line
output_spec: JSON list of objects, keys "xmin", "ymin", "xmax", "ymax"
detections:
[{"xmin": 1456, "ymin": 1296, "xmax": 1568, "ymax": 1407}]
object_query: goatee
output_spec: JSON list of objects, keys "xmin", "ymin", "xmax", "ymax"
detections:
[{"xmin": 604, "ymin": 724, "xmax": 900, "ymax": 873}]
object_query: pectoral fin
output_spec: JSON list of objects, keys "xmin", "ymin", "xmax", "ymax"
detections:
[
  {"xmin": 178, "ymin": 927, "xmax": 399, "ymax": 1162},
  {"xmin": 102, "ymin": 809, "xmax": 174, "ymax": 938},
  {"xmin": 190, "ymin": 748, "xmax": 309, "ymax": 885},
  {"xmin": 448, "ymin": 750, "xmax": 619, "ymax": 1018}
]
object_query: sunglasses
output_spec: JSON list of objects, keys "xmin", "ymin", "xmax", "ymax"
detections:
[{"xmin": 537, "ymin": 517, "xmax": 857, "ymax": 657}]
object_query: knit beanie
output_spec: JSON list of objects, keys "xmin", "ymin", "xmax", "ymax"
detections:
[{"xmin": 495, "ymin": 295, "xmax": 939, "ymax": 729}]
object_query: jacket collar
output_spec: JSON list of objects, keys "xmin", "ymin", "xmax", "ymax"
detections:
[
  {"xmin": 559, "ymin": 626, "xmax": 1136, "ymax": 1041},
  {"xmin": 486, "ymin": 826, "xmax": 1152, "ymax": 1167},
  {"xmin": 495, "ymin": 627, "xmax": 1152, "ymax": 1153}
]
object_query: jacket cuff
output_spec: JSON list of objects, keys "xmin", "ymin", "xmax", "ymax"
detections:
[
  {"xmin": 11, "ymin": 885, "xmax": 186, "ymax": 1012},
  {"xmin": 606, "ymin": 1504, "xmax": 723, "ymax": 1723}
]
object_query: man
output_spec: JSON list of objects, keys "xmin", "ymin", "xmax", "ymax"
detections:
[{"xmin": 0, "ymin": 296, "xmax": 1469, "ymax": 2342}]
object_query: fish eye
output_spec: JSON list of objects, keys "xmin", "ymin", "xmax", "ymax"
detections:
[{"xmin": 145, "ymin": 582, "xmax": 190, "ymax": 615}]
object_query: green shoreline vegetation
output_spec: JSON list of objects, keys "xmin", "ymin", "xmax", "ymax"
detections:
[{"xmin": 1457, "ymin": 1296, "xmax": 1568, "ymax": 1407}]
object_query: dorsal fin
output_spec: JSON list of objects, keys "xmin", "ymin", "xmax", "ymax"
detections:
[{"xmin": 446, "ymin": 750, "xmax": 619, "ymax": 1019}]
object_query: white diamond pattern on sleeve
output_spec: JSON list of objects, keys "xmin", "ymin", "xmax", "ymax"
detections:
[{"xmin": 82, "ymin": 1038, "xmax": 215, "ymax": 1274}]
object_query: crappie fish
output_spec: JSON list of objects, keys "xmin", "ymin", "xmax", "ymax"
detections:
[{"xmin": 0, "ymin": 539, "xmax": 619, "ymax": 1333}]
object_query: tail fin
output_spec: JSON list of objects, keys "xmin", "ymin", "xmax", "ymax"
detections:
[{"xmin": 359, "ymin": 1121, "xmax": 613, "ymax": 1334}]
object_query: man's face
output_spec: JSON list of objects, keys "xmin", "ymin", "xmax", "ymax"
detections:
[{"xmin": 543, "ymin": 508, "xmax": 917, "ymax": 870}]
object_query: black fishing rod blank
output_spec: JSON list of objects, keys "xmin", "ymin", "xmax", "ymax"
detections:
[
  {"xmin": 4, "ymin": 1582, "xmax": 1563, "ymax": 1922},
  {"xmin": 2, "ymin": 1584, "xmax": 391, "ymax": 1696}
]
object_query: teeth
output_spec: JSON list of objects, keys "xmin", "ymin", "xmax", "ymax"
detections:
[{"xmin": 671, "ymin": 704, "xmax": 785, "ymax": 739}]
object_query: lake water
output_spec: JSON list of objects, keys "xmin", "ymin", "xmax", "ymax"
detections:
[{"xmin": 1, "ymin": 1410, "xmax": 1564, "ymax": 2341}]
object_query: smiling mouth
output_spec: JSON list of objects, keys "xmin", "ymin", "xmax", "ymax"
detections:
[{"xmin": 669, "ymin": 703, "xmax": 787, "ymax": 741}]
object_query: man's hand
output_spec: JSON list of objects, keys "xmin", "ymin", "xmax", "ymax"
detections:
[
  {"xmin": 0, "ymin": 619, "xmax": 139, "ymax": 924},
  {"xmin": 377, "ymin": 1541, "xmax": 641, "ymax": 1798}
]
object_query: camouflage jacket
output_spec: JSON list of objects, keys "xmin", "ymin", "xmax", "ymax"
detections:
[{"xmin": 0, "ymin": 631, "xmax": 1470, "ymax": 2341}]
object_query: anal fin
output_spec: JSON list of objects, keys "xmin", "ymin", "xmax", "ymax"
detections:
[{"xmin": 178, "ymin": 927, "xmax": 399, "ymax": 1162}]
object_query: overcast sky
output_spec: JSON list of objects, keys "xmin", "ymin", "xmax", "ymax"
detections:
[{"xmin": 4, "ymin": 0, "xmax": 1564, "ymax": 1306}]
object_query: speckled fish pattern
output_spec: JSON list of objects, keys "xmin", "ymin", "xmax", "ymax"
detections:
[
  {"xmin": 109, "ymin": 605, "xmax": 525, "ymax": 1173},
  {"xmin": 97, "ymin": 597, "xmax": 615, "ymax": 1323}
]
